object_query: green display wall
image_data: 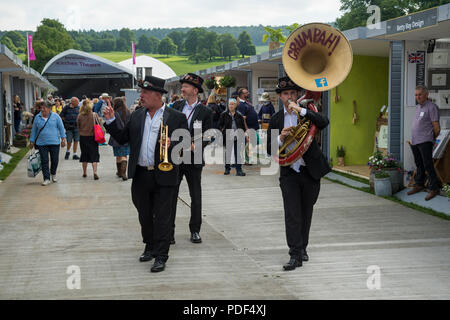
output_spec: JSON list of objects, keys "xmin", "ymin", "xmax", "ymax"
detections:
[{"xmin": 329, "ymin": 55, "xmax": 389, "ymax": 166}]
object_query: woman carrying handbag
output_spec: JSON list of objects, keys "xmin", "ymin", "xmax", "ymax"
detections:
[
  {"xmin": 29, "ymin": 101, "xmax": 66, "ymax": 186},
  {"xmin": 77, "ymin": 99, "xmax": 102, "ymax": 180}
]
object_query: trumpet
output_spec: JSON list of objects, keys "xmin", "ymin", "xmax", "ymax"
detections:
[{"xmin": 158, "ymin": 124, "xmax": 173, "ymax": 172}]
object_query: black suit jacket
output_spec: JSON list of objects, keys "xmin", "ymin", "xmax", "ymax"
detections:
[
  {"xmin": 104, "ymin": 106, "xmax": 188, "ymax": 186},
  {"xmin": 267, "ymin": 107, "xmax": 331, "ymax": 181},
  {"xmin": 172, "ymin": 99, "xmax": 213, "ymax": 167}
]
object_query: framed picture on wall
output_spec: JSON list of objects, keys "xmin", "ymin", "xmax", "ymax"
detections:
[
  {"xmin": 258, "ymin": 77, "xmax": 278, "ymax": 92},
  {"xmin": 428, "ymin": 69, "xmax": 450, "ymax": 90}
]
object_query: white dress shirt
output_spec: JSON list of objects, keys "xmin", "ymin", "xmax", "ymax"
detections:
[
  {"xmin": 182, "ymin": 99, "xmax": 200, "ymax": 128},
  {"xmin": 105, "ymin": 105, "xmax": 166, "ymax": 167},
  {"xmin": 278, "ymin": 106, "xmax": 307, "ymax": 173}
]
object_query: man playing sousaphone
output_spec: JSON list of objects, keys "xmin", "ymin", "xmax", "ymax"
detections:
[
  {"xmin": 267, "ymin": 76, "xmax": 331, "ymax": 271},
  {"xmin": 103, "ymin": 75, "xmax": 188, "ymax": 273}
]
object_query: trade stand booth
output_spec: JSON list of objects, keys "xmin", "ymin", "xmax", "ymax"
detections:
[{"xmin": 1, "ymin": 44, "xmax": 56, "ymax": 152}]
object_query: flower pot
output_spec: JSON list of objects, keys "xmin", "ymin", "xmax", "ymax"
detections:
[
  {"xmin": 337, "ymin": 157, "xmax": 345, "ymax": 166},
  {"xmin": 384, "ymin": 168, "xmax": 403, "ymax": 193},
  {"xmin": 374, "ymin": 177, "xmax": 392, "ymax": 196}
]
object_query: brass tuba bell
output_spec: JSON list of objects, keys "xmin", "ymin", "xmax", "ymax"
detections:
[{"xmin": 276, "ymin": 23, "xmax": 353, "ymax": 166}]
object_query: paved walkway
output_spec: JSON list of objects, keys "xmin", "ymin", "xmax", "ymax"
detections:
[{"xmin": 0, "ymin": 143, "xmax": 449, "ymax": 299}]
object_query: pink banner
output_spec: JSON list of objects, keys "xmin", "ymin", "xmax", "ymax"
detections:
[
  {"xmin": 132, "ymin": 41, "xmax": 136, "ymax": 65},
  {"xmin": 28, "ymin": 35, "xmax": 36, "ymax": 61}
]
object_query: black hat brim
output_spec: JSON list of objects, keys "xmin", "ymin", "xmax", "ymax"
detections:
[
  {"xmin": 138, "ymin": 83, "xmax": 168, "ymax": 94},
  {"xmin": 276, "ymin": 86, "xmax": 301, "ymax": 93}
]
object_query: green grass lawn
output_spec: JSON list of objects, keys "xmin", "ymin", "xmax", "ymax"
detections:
[
  {"xmin": 0, "ymin": 147, "xmax": 29, "ymax": 181},
  {"xmin": 91, "ymin": 52, "xmax": 253, "ymax": 75}
]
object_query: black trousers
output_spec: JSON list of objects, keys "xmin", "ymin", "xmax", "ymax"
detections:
[
  {"xmin": 171, "ymin": 164, "xmax": 203, "ymax": 239},
  {"xmin": 279, "ymin": 168, "xmax": 321, "ymax": 259},
  {"xmin": 410, "ymin": 142, "xmax": 439, "ymax": 190},
  {"xmin": 37, "ymin": 145, "xmax": 60, "ymax": 181},
  {"xmin": 131, "ymin": 166, "xmax": 175, "ymax": 262}
]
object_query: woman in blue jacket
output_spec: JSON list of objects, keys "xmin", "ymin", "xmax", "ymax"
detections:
[{"xmin": 29, "ymin": 101, "xmax": 67, "ymax": 186}]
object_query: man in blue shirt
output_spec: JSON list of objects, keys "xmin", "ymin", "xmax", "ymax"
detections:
[{"xmin": 60, "ymin": 97, "xmax": 81, "ymax": 160}]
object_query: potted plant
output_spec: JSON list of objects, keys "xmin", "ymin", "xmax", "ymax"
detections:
[
  {"xmin": 374, "ymin": 170, "xmax": 392, "ymax": 196},
  {"xmin": 368, "ymin": 150, "xmax": 385, "ymax": 189},
  {"xmin": 443, "ymin": 184, "xmax": 450, "ymax": 201},
  {"xmin": 13, "ymin": 133, "xmax": 28, "ymax": 148},
  {"xmin": 262, "ymin": 27, "xmax": 286, "ymax": 51},
  {"xmin": 382, "ymin": 154, "xmax": 404, "ymax": 193},
  {"xmin": 204, "ymin": 76, "xmax": 218, "ymax": 90},
  {"xmin": 219, "ymin": 75, "xmax": 236, "ymax": 88},
  {"xmin": 336, "ymin": 146, "xmax": 345, "ymax": 166}
]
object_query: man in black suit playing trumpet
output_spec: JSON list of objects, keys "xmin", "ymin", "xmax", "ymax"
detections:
[
  {"xmin": 267, "ymin": 76, "xmax": 331, "ymax": 271},
  {"xmin": 103, "ymin": 75, "xmax": 188, "ymax": 273}
]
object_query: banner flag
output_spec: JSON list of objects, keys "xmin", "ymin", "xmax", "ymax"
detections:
[{"xmin": 28, "ymin": 35, "xmax": 36, "ymax": 61}]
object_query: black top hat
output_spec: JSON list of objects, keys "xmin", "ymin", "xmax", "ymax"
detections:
[
  {"xmin": 179, "ymin": 73, "xmax": 204, "ymax": 93},
  {"xmin": 138, "ymin": 75, "xmax": 168, "ymax": 94},
  {"xmin": 275, "ymin": 76, "xmax": 302, "ymax": 93}
]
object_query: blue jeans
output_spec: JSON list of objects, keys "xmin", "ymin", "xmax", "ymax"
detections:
[{"xmin": 37, "ymin": 145, "xmax": 60, "ymax": 181}]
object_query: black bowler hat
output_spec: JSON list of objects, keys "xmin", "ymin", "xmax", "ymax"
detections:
[
  {"xmin": 179, "ymin": 73, "xmax": 204, "ymax": 93},
  {"xmin": 275, "ymin": 76, "xmax": 302, "ymax": 93},
  {"xmin": 138, "ymin": 75, "xmax": 168, "ymax": 94}
]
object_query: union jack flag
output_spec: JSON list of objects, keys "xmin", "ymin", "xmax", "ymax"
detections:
[{"xmin": 408, "ymin": 51, "xmax": 424, "ymax": 63}]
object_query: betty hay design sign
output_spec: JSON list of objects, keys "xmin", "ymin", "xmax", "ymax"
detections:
[{"xmin": 387, "ymin": 7, "xmax": 437, "ymax": 35}]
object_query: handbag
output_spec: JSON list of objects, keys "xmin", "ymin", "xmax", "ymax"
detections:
[
  {"xmin": 93, "ymin": 113, "xmax": 106, "ymax": 144},
  {"xmin": 27, "ymin": 113, "xmax": 51, "ymax": 178},
  {"xmin": 27, "ymin": 150, "xmax": 42, "ymax": 177}
]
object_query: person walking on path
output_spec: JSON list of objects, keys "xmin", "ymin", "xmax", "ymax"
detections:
[
  {"xmin": 407, "ymin": 85, "xmax": 441, "ymax": 201},
  {"xmin": 267, "ymin": 76, "xmax": 331, "ymax": 271},
  {"xmin": 60, "ymin": 97, "xmax": 81, "ymax": 160},
  {"xmin": 108, "ymin": 97, "xmax": 131, "ymax": 181},
  {"xmin": 77, "ymin": 99, "xmax": 101, "ymax": 180},
  {"xmin": 29, "ymin": 101, "xmax": 66, "ymax": 186},
  {"xmin": 170, "ymin": 73, "xmax": 213, "ymax": 245},
  {"xmin": 103, "ymin": 75, "xmax": 188, "ymax": 273}
]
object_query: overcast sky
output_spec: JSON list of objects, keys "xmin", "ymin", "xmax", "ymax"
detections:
[{"xmin": 0, "ymin": 0, "xmax": 343, "ymax": 31}]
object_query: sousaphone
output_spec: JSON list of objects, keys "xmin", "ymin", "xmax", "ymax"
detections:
[{"xmin": 276, "ymin": 23, "xmax": 353, "ymax": 166}]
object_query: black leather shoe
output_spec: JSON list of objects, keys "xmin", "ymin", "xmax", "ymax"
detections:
[
  {"xmin": 139, "ymin": 251, "xmax": 154, "ymax": 262},
  {"xmin": 139, "ymin": 244, "xmax": 154, "ymax": 262},
  {"xmin": 301, "ymin": 249, "xmax": 309, "ymax": 262},
  {"xmin": 283, "ymin": 258, "xmax": 302, "ymax": 271},
  {"xmin": 190, "ymin": 232, "xmax": 202, "ymax": 243},
  {"xmin": 236, "ymin": 171, "xmax": 246, "ymax": 176},
  {"xmin": 150, "ymin": 259, "xmax": 166, "ymax": 272},
  {"xmin": 224, "ymin": 169, "xmax": 230, "ymax": 175}
]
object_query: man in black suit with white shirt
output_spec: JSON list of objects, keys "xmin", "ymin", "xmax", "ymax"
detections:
[
  {"xmin": 170, "ymin": 73, "xmax": 213, "ymax": 244},
  {"xmin": 267, "ymin": 76, "xmax": 331, "ymax": 271},
  {"xmin": 103, "ymin": 76, "xmax": 188, "ymax": 273}
]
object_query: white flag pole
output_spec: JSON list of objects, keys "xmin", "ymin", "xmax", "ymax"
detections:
[{"xmin": 27, "ymin": 32, "xmax": 30, "ymax": 71}]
